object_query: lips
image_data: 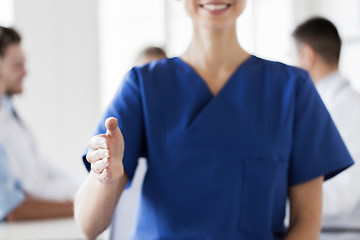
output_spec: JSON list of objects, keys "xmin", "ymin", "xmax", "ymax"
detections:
[{"xmin": 199, "ymin": 2, "xmax": 231, "ymax": 11}]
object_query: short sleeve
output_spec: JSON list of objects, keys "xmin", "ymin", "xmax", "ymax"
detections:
[
  {"xmin": 0, "ymin": 146, "xmax": 25, "ymax": 221},
  {"xmin": 82, "ymin": 68, "xmax": 146, "ymax": 182},
  {"xmin": 289, "ymin": 73, "xmax": 354, "ymax": 186}
]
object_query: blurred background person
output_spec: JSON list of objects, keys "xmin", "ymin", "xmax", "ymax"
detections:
[
  {"xmin": 0, "ymin": 39, "xmax": 25, "ymax": 221},
  {"xmin": 293, "ymin": 16, "xmax": 360, "ymax": 239},
  {"xmin": 0, "ymin": 26, "xmax": 80, "ymax": 221},
  {"xmin": 134, "ymin": 46, "xmax": 167, "ymax": 66}
]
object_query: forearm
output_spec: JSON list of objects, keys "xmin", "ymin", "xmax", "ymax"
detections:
[
  {"xmin": 5, "ymin": 198, "xmax": 73, "ymax": 221},
  {"xmin": 74, "ymin": 171, "xmax": 128, "ymax": 240},
  {"xmin": 285, "ymin": 176, "xmax": 323, "ymax": 240},
  {"xmin": 285, "ymin": 219, "xmax": 320, "ymax": 240}
]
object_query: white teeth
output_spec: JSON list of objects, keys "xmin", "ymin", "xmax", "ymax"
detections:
[{"xmin": 202, "ymin": 4, "xmax": 228, "ymax": 11}]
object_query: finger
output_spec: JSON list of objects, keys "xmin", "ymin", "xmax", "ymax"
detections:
[
  {"xmin": 91, "ymin": 158, "xmax": 110, "ymax": 173},
  {"xmin": 86, "ymin": 149, "xmax": 110, "ymax": 163},
  {"xmin": 87, "ymin": 135, "xmax": 108, "ymax": 150},
  {"xmin": 105, "ymin": 117, "xmax": 121, "ymax": 138},
  {"xmin": 98, "ymin": 168, "xmax": 112, "ymax": 183}
]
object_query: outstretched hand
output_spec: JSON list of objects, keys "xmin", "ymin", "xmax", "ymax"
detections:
[{"xmin": 86, "ymin": 117, "xmax": 125, "ymax": 184}]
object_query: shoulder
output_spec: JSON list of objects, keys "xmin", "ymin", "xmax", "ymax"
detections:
[
  {"xmin": 123, "ymin": 58, "xmax": 184, "ymax": 94},
  {"xmin": 334, "ymin": 78, "xmax": 360, "ymax": 115},
  {"xmin": 253, "ymin": 56, "xmax": 309, "ymax": 79},
  {"xmin": 114, "ymin": 58, "xmax": 181, "ymax": 101},
  {"xmin": 251, "ymin": 56, "xmax": 312, "ymax": 90},
  {"xmin": 324, "ymin": 73, "xmax": 360, "ymax": 107},
  {"xmin": 132, "ymin": 57, "xmax": 179, "ymax": 79},
  {"xmin": 339, "ymin": 78, "xmax": 360, "ymax": 103}
]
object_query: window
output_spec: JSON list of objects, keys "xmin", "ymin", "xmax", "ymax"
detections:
[
  {"xmin": 0, "ymin": 0, "xmax": 14, "ymax": 26},
  {"xmin": 98, "ymin": 0, "xmax": 166, "ymax": 110}
]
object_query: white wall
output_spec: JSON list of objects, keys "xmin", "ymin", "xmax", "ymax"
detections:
[
  {"xmin": 99, "ymin": 0, "xmax": 166, "ymax": 110},
  {"xmin": 250, "ymin": 0, "xmax": 294, "ymax": 63},
  {"xmin": 164, "ymin": 0, "xmax": 192, "ymax": 57},
  {"xmin": 13, "ymin": 0, "xmax": 100, "ymax": 178},
  {"xmin": 0, "ymin": 0, "xmax": 14, "ymax": 26}
]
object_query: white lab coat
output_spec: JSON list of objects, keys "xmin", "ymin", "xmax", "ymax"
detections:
[
  {"xmin": 317, "ymin": 71, "xmax": 360, "ymax": 236},
  {"xmin": 0, "ymin": 96, "xmax": 80, "ymax": 201}
]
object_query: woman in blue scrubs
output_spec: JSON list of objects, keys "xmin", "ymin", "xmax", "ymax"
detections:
[{"xmin": 75, "ymin": 1, "xmax": 353, "ymax": 239}]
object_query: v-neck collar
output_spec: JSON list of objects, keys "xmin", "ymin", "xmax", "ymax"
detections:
[
  {"xmin": 168, "ymin": 55, "xmax": 258, "ymax": 141},
  {"xmin": 174, "ymin": 55, "xmax": 255, "ymax": 98}
]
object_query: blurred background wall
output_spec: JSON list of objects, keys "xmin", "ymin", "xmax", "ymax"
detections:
[{"xmin": 1, "ymin": 0, "xmax": 359, "ymax": 238}]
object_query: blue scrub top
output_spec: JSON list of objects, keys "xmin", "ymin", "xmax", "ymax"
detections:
[{"xmin": 83, "ymin": 56, "xmax": 353, "ymax": 239}]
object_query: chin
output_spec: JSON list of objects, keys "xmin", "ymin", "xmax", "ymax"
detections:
[{"xmin": 201, "ymin": 20, "xmax": 235, "ymax": 31}]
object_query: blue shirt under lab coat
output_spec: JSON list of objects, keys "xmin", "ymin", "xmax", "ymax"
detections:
[
  {"xmin": 83, "ymin": 56, "xmax": 353, "ymax": 239},
  {"xmin": 0, "ymin": 144, "xmax": 24, "ymax": 221}
]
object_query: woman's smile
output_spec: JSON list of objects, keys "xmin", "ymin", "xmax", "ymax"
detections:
[{"xmin": 199, "ymin": 2, "xmax": 232, "ymax": 14}]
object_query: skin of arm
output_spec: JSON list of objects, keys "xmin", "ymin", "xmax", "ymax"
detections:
[
  {"xmin": 75, "ymin": 171, "xmax": 128, "ymax": 240},
  {"xmin": 285, "ymin": 175, "xmax": 323, "ymax": 240},
  {"xmin": 5, "ymin": 194, "xmax": 73, "ymax": 221},
  {"xmin": 74, "ymin": 117, "xmax": 127, "ymax": 240}
]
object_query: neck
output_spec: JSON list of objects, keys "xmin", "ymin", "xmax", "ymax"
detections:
[
  {"xmin": 181, "ymin": 25, "xmax": 249, "ymax": 71},
  {"xmin": 311, "ymin": 61, "xmax": 339, "ymax": 84}
]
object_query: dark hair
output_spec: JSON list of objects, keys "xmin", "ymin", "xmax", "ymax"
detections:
[
  {"xmin": 292, "ymin": 17, "xmax": 341, "ymax": 66},
  {"xmin": 137, "ymin": 46, "xmax": 167, "ymax": 60},
  {"xmin": 0, "ymin": 26, "xmax": 21, "ymax": 58}
]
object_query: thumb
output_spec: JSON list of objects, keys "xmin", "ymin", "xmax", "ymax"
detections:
[{"xmin": 105, "ymin": 117, "xmax": 121, "ymax": 138}]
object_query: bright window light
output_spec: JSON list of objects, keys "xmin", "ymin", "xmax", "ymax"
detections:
[{"xmin": 0, "ymin": 0, "xmax": 14, "ymax": 26}]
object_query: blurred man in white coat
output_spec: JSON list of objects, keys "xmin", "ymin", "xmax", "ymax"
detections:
[
  {"xmin": 0, "ymin": 26, "xmax": 79, "ymax": 221},
  {"xmin": 293, "ymin": 17, "xmax": 360, "ymax": 239}
]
